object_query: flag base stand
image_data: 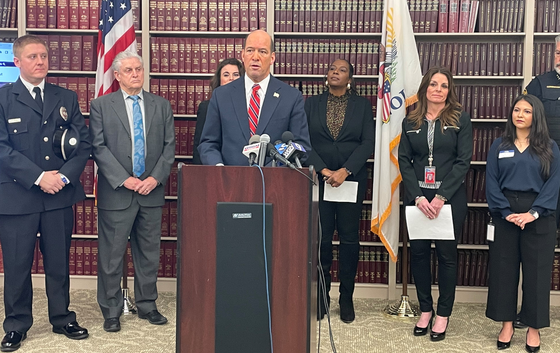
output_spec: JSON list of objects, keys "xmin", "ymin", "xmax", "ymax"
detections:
[
  {"xmin": 383, "ymin": 295, "xmax": 419, "ymax": 318},
  {"xmin": 122, "ymin": 288, "xmax": 137, "ymax": 315}
]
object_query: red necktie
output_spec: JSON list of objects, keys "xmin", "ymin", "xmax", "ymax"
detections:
[{"xmin": 248, "ymin": 84, "xmax": 261, "ymax": 136}]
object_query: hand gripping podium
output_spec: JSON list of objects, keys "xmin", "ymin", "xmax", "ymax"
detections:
[{"xmin": 176, "ymin": 165, "xmax": 319, "ymax": 353}]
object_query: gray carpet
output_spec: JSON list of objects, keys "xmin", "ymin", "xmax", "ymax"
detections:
[{"xmin": 2, "ymin": 289, "xmax": 560, "ymax": 352}]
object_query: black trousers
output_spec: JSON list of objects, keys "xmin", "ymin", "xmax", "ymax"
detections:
[
  {"xmin": 486, "ymin": 191, "xmax": 556, "ymax": 329},
  {"xmin": 409, "ymin": 184, "xmax": 467, "ymax": 317},
  {"xmin": 317, "ymin": 177, "xmax": 367, "ymax": 312},
  {"xmin": 0, "ymin": 207, "xmax": 76, "ymax": 333}
]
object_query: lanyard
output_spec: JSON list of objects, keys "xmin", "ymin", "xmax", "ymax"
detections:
[{"xmin": 427, "ymin": 119, "xmax": 436, "ymax": 167}]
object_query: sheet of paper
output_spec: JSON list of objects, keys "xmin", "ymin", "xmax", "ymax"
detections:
[
  {"xmin": 405, "ymin": 205, "xmax": 455, "ymax": 240},
  {"xmin": 323, "ymin": 181, "xmax": 359, "ymax": 203}
]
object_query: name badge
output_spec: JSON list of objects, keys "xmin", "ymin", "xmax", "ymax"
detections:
[
  {"xmin": 498, "ymin": 150, "xmax": 514, "ymax": 158},
  {"xmin": 424, "ymin": 166, "xmax": 436, "ymax": 184},
  {"xmin": 8, "ymin": 118, "xmax": 21, "ymax": 124}
]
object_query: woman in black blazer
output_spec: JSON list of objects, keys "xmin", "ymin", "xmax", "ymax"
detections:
[
  {"xmin": 398, "ymin": 67, "xmax": 472, "ymax": 341},
  {"xmin": 304, "ymin": 59, "xmax": 375, "ymax": 323},
  {"xmin": 192, "ymin": 58, "xmax": 244, "ymax": 164}
]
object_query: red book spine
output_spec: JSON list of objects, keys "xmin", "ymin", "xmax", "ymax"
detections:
[
  {"xmin": 69, "ymin": 0, "xmax": 79, "ymax": 29},
  {"xmin": 150, "ymin": 78, "xmax": 160, "ymax": 97},
  {"xmin": 131, "ymin": 0, "xmax": 140, "ymax": 29},
  {"xmin": 69, "ymin": 240, "xmax": 76, "ymax": 275},
  {"xmin": 75, "ymin": 240, "xmax": 84, "ymax": 275},
  {"xmin": 224, "ymin": 0, "xmax": 231, "ymax": 30},
  {"xmin": 249, "ymin": 0, "xmax": 258, "ymax": 30},
  {"xmin": 230, "ymin": 0, "xmax": 240, "ymax": 31},
  {"xmin": 172, "ymin": 242, "xmax": 177, "ymax": 278},
  {"xmin": 82, "ymin": 35, "xmax": 94, "ymax": 72},
  {"xmin": 170, "ymin": 161, "xmax": 178, "ymax": 196},
  {"xmin": 127, "ymin": 243, "xmax": 135, "ymax": 276},
  {"xmin": 78, "ymin": 76, "xmax": 88, "ymax": 115},
  {"xmin": 170, "ymin": 201, "xmax": 178, "ymax": 237},
  {"xmin": 150, "ymin": 37, "xmax": 160, "ymax": 73},
  {"xmin": 47, "ymin": 0, "xmax": 57, "ymax": 28},
  {"xmin": 258, "ymin": 0, "xmax": 266, "ymax": 29},
  {"xmin": 448, "ymin": 0, "xmax": 459, "ymax": 32},
  {"xmin": 200, "ymin": 38, "xmax": 209, "ymax": 73},
  {"xmin": 75, "ymin": 201, "xmax": 85, "ymax": 234},
  {"xmin": 90, "ymin": 0, "xmax": 99, "ymax": 29},
  {"xmin": 60, "ymin": 36, "xmax": 71, "ymax": 71},
  {"xmin": 83, "ymin": 240, "xmax": 91, "ymax": 275},
  {"xmin": 159, "ymin": 78, "xmax": 169, "ymax": 102},
  {"xmin": 27, "ymin": 0, "xmax": 37, "ymax": 28},
  {"xmin": 209, "ymin": 38, "xmax": 218, "ymax": 73},
  {"xmin": 174, "ymin": 120, "xmax": 181, "ymax": 155},
  {"xmin": 161, "ymin": 202, "xmax": 170, "ymax": 237},
  {"xmin": 79, "ymin": 0, "xmax": 89, "ymax": 29},
  {"xmin": 70, "ymin": 35, "xmax": 82, "ymax": 71},
  {"xmin": 93, "ymin": 203, "xmax": 98, "ymax": 235},
  {"xmin": 180, "ymin": 1, "xmax": 189, "ymax": 30},
  {"xmin": 91, "ymin": 241, "xmax": 98, "ymax": 275},
  {"xmin": 160, "ymin": 37, "xmax": 170, "ymax": 73},
  {"xmin": 178, "ymin": 79, "xmax": 187, "ymax": 114},
  {"xmin": 36, "ymin": 0, "xmax": 47, "ymax": 28},
  {"xmin": 184, "ymin": 38, "xmax": 192, "ymax": 73},
  {"xmin": 179, "ymin": 120, "xmax": 189, "ymax": 155},
  {"xmin": 169, "ymin": 38, "xmax": 179, "ymax": 73},
  {"xmin": 164, "ymin": 242, "xmax": 173, "ymax": 277},
  {"xmin": 168, "ymin": 79, "xmax": 178, "ymax": 114},
  {"xmin": 47, "ymin": 35, "xmax": 60, "ymax": 70},
  {"xmin": 188, "ymin": 120, "xmax": 196, "ymax": 156},
  {"xmin": 189, "ymin": 0, "xmax": 198, "ymax": 30},
  {"xmin": 84, "ymin": 199, "xmax": 93, "ymax": 235},
  {"xmin": 199, "ymin": 0, "xmax": 208, "ymax": 31},
  {"xmin": 172, "ymin": 0, "xmax": 181, "ymax": 30},
  {"xmin": 164, "ymin": 0, "xmax": 172, "ymax": 30},
  {"xmin": 208, "ymin": 0, "xmax": 218, "ymax": 31},
  {"xmin": 186, "ymin": 80, "xmax": 195, "ymax": 115},
  {"xmin": 458, "ymin": 0, "xmax": 470, "ymax": 32},
  {"xmin": 191, "ymin": 38, "xmax": 201, "ymax": 73},
  {"xmin": 151, "ymin": 0, "xmax": 159, "ymax": 30}
]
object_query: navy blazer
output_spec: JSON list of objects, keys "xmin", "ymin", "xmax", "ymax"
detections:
[
  {"xmin": 0, "ymin": 78, "xmax": 91, "ymax": 215},
  {"xmin": 304, "ymin": 90, "xmax": 374, "ymax": 181},
  {"xmin": 198, "ymin": 75, "xmax": 312, "ymax": 166}
]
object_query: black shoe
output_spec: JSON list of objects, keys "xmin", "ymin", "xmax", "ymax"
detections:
[
  {"xmin": 413, "ymin": 309, "xmax": 434, "ymax": 336},
  {"xmin": 430, "ymin": 317, "xmax": 449, "ymax": 342},
  {"xmin": 139, "ymin": 310, "xmax": 168, "ymax": 325},
  {"xmin": 514, "ymin": 315, "xmax": 528, "ymax": 329},
  {"xmin": 497, "ymin": 327, "xmax": 514, "ymax": 350},
  {"xmin": 339, "ymin": 297, "xmax": 355, "ymax": 324},
  {"xmin": 525, "ymin": 330, "xmax": 540, "ymax": 353},
  {"xmin": 1, "ymin": 331, "xmax": 26, "ymax": 352},
  {"xmin": 52, "ymin": 321, "xmax": 89, "ymax": 340},
  {"xmin": 103, "ymin": 317, "xmax": 121, "ymax": 332}
]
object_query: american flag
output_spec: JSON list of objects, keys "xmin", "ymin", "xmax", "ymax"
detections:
[{"xmin": 94, "ymin": 0, "xmax": 137, "ymax": 98}]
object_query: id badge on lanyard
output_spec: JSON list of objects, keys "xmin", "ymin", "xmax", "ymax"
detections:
[{"xmin": 424, "ymin": 166, "xmax": 436, "ymax": 184}]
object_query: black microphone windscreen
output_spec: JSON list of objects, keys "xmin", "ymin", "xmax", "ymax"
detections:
[{"xmin": 282, "ymin": 131, "xmax": 294, "ymax": 142}]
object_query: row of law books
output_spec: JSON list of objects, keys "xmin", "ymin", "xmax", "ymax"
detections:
[
  {"xmin": 461, "ymin": 209, "xmax": 491, "ymax": 245},
  {"xmin": 150, "ymin": 37, "xmax": 243, "ymax": 74},
  {"xmin": 46, "ymin": 76, "xmax": 95, "ymax": 114},
  {"xmin": 150, "ymin": 79, "xmax": 210, "ymax": 115},
  {"xmin": 329, "ymin": 245, "xmax": 389, "ymax": 284},
  {"xmin": 533, "ymin": 43, "xmax": 559, "ymax": 77},
  {"xmin": 470, "ymin": 126, "xmax": 503, "ymax": 162},
  {"xmin": 396, "ymin": 249, "xmax": 490, "ymax": 287},
  {"xmin": 149, "ymin": 0, "xmax": 267, "ymax": 32},
  {"xmin": 284, "ymin": 80, "xmax": 379, "ymax": 111},
  {"xmin": 26, "ymin": 0, "xmax": 141, "ymax": 29},
  {"xmin": 37, "ymin": 34, "xmax": 142, "ymax": 72},
  {"xmin": 274, "ymin": 38, "xmax": 380, "ymax": 76},
  {"xmin": 477, "ymin": 0, "xmax": 524, "ymax": 32},
  {"xmin": 457, "ymin": 85, "xmax": 522, "ymax": 120},
  {"xmin": 174, "ymin": 121, "xmax": 197, "ymax": 156},
  {"xmin": 274, "ymin": 0, "xmax": 383, "ymax": 33},
  {"xmin": 0, "ymin": 0, "xmax": 16, "ymax": 28},
  {"xmin": 535, "ymin": 0, "xmax": 560, "ymax": 33},
  {"xmin": 465, "ymin": 168, "xmax": 488, "ymax": 203},
  {"xmin": 418, "ymin": 42, "xmax": 524, "ymax": 77},
  {"xmin": 412, "ymin": 0, "xmax": 479, "ymax": 33}
]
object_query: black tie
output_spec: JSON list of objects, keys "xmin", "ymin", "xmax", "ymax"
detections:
[{"xmin": 33, "ymin": 86, "xmax": 43, "ymax": 110}]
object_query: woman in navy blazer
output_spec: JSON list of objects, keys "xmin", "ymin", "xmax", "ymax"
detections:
[{"xmin": 304, "ymin": 59, "xmax": 374, "ymax": 323}]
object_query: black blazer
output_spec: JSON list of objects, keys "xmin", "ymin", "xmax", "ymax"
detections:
[
  {"xmin": 192, "ymin": 99, "xmax": 209, "ymax": 165},
  {"xmin": 304, "ymin": 91, "xmax": 375, "ymax": 181},
  {"xmin": 398, "ymin": 111, "xmax": 473, "ymax": 205}
]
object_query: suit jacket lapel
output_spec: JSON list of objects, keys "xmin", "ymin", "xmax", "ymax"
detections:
[
  {"xmin": 110, "ymin": 92, "xmax": 131, "ymax": 137},
  {"xmin": 231, "ymin": 78, "xmax": 251, "ymax": 143},
  {"xmin": 143, "ymin": 91, "xmax": 155, "ymax": 135},
  {"xmin": 318, "ymin": 91, "xmax": 332, "ymax": 140},
  {"xmin": 43, "ymin": 83, "xmax": 60, "ymax": 121},
  {"xmin": 256, "ymin": 76, "xmax": 282, "ymax": 135},
  {"xmin": 12, "ymin": 79, "xmax": 42, "ymax": 116}
]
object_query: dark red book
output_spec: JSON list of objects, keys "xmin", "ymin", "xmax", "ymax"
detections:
[
  {"xmin": 27, "ymin": 0, "xmax": 37, "ymax": 28},
  {"xmin": 69, "ymin": 240, "xmax": 76, "ymax": 275},
  {"xmin": 75, "ymin": 240, "xmax": 84, "ymax": 275},
  {"xmin": 47, "ymin": 35, "xmax": 60, "ymax": 70},
  {"xmin": 199, "ymin": 0, "xmax": 209, "ymax": 31},
  {"xmin": 161, "ymin": 202, "xmax": 170, "ymax": 237},
  {"xmin": 186, "ymin": 80, "xmax": 195, "ymax": 115},
  {"xmin": 89, "ymin": 0, "xmax": 99, "ymax": 29},
  {"xmin": 82, "ymin": 240, "xmax": 91, "ymax": 275},
  {"xmin": 159, "ymin": 37, "xmax": 170, "ymax": 73},
  {"xmin": 81, "ymin": 35, "xmax": 94, "ymax": 72},
  {"xmin": 78, "ymin": 0, "xmax": 89, "ymax": 29},
  {"xmin": 127, "ymin": 243, "xmax": 135, "ymax": 277},
  {"xmin": 84, "ymin": 199, "xmax": 93, "ymax": 235},
  {"xmin": 200, "ymin": 38, "xmax": 209, "ymax": 73},
  {"xmin": 169, "ymin": 38, "xmax": 179, "ymax": 73},
  {"xmin": 191, "ymin": 38, "xmax": 200, "ymax": 73},
  {"xmin": 69, "ymin": 0, "xmax": 79, "ymax": 28},
  {"xmin": 172, "ymin": 0, "xmax": 181, "ymax": 30},
  {"xmin": 168, "ymin": 79, "xmax": 178, "ymax": 114},
  {"xmin": 36, "ymin": 0, "xmax": 47, "ymax": 28},
  {"xmin": 239, "ymin": 0, "xmax": 249, "ymax": 31},
  {"xmin": 155, "ymin": 0, "xmax": 165, "ymax": 30},
  {"xmin": 170, "ymin": 201, "xmax": 178, "ymax": 237},
  {"xmin": 60, "ymin": 36, "xmax": 71, "ymax": 71},
  {"xmin": 75, "ymin": 201, "xmax": 85, "ymax": 234},
  {"xmin": 230, "ymin": 0, "xmax": 240, "ymax": 31},
  {"xmin": 258, "ymin": 0, "xmax": 266, "ymax": 29},
  {"xmin": 91, "ymin": 241, "xmax": 98, "ymax": 275},
  {"xmin": 164, "ymin": 242, "xmax": 173, "ymax": 278},
  {"xmin": 70, "ymin": 35, "xmax": 83, "ymax": 71},
  {"xmin": 180, "ymin": 0, "xmax": 189, "ymax": 30},
  {"xmin": 178, "ymin": 79, "xmax": 187, "ymax": 114},
  {"xmin": 47, "ymin": 0, "xmax": 57, "ymax": 28},
  {"xmin": 208, "ymin": 0, "xmax": 218, "ymax": 30},
  {"xmin": 159, "ymin": 79, "xmax": 169, "ymax": 102},
  {"xmin": 224, "ymin": 0, "xmax": 231, "ymax": 30},
  {"xmin": 179, "ymin": 120, "xmax": 189, "ymax": 155},
  {"xmin": 150, "ymin": 37, "xmax": 160, "ymax": 73}
]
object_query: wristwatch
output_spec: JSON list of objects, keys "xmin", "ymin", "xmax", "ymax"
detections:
[
  {"xmin": 344, "ymin": 167, "xmax": 352, "ymax": 176},
  {"xmin": 528, "ymin": 209, "xmax": 539, "ymax": 220}
]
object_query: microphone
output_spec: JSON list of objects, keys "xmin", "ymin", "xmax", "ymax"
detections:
[
  {"xmin": 281, "ymin": 131, "xmax": 305, "ymax": 168},
  {"xmin": 242, "ymin": 134, "xmax": 262, "ymax": 165},
  {"xmin": 258, "ymin": 134, "xmax": 270, "ymax": 167},
  {"xmin": 272, "ymin": 140, "xmax": 283, "ymax": 167},
  {"xmin": 266, "ymin": 143, "xmax": 297, "ymax": 170}
]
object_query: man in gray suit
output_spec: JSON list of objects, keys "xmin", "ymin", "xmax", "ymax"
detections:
[{"xmin": 89, "ymin": 51, "xmax": 175, "ymax": 332}]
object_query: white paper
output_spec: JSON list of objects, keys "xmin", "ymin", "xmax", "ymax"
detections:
[
  {"xmin": 486, "ymin": 223, "xmax": 495, "ymax": 242},
  {"xmin": 323, "ymin": 181, "xmax": 358, "ymax": 203},
  {"xmin": 405, "ymin": 205, "xmax": 455, "ymax": 240}
]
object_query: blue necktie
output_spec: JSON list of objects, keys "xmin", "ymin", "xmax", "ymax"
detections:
[{"xmin": 129, "ymin": 95, "xmax": 145, "ymax": 177}]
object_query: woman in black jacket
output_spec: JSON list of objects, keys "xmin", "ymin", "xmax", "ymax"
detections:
[
  {"xmin": 305, "ymin": 59, "xmax": 374, "ymax": 323},
  {"xmin": 192, "ymin": 58, "xmax": 244, "ymax": 164},
  {"xmin": 398, "ymin": 66, "xmax": 472, "ymax": 341}
]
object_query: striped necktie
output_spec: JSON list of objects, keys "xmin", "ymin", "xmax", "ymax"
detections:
[{"xmin": 248, "ymin": 84, "xmax": 261, "ymax": 136}]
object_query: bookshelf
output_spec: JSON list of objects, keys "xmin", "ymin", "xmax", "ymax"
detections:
[{"xmin": 8, "ymin": 0, "xmax": 560, "ymax": 305}]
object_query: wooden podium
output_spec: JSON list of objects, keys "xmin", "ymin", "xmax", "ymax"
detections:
[{"xmin": 176, "ymin": 165, "xmax": 318, "ymax": 353}]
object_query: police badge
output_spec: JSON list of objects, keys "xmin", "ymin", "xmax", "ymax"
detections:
[{"xmin": 60, "ymin": 106, "xmax": 68, "ymax": 121}]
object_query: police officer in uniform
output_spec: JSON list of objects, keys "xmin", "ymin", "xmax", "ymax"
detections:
[
  {"xmin": 518, "ymin": 35, "xmax": 560, "ymax": 330},
  {"xmin": 0, "ymin": 35, "xmax": 91, "ymax": 352}
]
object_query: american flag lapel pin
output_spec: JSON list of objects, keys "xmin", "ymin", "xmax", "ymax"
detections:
[{"xmin": 273, "ymin": 92, "xmax": 280, "ymax": 98}]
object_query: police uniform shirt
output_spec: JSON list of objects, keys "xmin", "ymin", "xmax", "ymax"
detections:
[
  {"xmin": 486, "ymin": 137, "xmax": 560, "ymax": 219},
  {"xmin": 525, "ymin": 70, "xmax": 560, "ymax": 144}
]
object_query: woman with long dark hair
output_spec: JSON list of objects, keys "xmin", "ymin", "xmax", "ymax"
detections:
[
  {"xmin": 305, "ymin": 59, "xmax": 374, "ymax": 323},
  {"xmin": 398, "ymin": 66, "xmax": 472, "ymax": 341},
  {"xmin": 486, "ymin": 94, "xmax": 560, "ymax": 352},
  {"xmin": 192, "ymin": 58, "xmax": 244, "ymax": 164}
]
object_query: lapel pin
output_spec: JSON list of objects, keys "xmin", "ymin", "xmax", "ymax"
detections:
[
  {"xmin": 273, "ymin": 92, "xmax": 280, "ymax": 98},
  {"xmin": 60, "ymin": 106, "xmax": 68, "ymax": 121}
]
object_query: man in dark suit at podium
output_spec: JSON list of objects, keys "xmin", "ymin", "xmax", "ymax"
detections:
[
  {"xmin": 198, "ymin": 30, "xmax": 311, "ymax": 166},
  {"xmin": 0, "ymin": 34, "xmax": 91, "ymax": 352}
]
